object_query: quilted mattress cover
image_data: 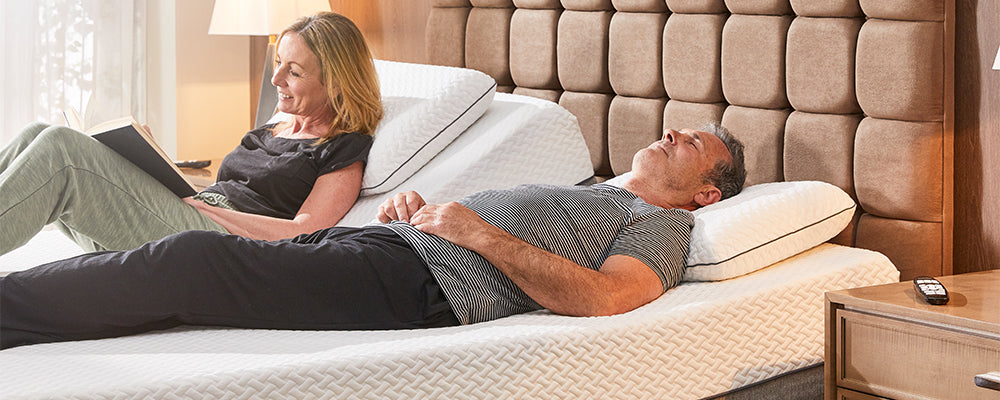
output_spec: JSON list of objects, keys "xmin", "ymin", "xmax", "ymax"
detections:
[{"xmin": 0, "ymin": 243, "xmax": 898, "ymax": 400}]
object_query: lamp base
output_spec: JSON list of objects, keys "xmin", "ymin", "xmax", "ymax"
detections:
[{"xmin": 255, "ymin": 40, "xmax": 278, "ymax": 128}]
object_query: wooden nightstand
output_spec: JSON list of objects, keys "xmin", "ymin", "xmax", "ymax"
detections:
[
  {"xmin": 824, "ymin": 270, "xmax": 1000, "ymax": 399},
  {"xmin": 179, "ymin": 159, "xmax": 221, "ymax": 191}
]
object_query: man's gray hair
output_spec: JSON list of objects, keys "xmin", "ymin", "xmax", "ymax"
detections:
[{"xmin": 700, "ymin": 121, "xmax": 746, "ymax": 200}]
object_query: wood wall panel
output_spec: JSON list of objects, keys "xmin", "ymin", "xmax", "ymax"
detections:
[
  {"xmin": 331, "ymin": 0, "xmax": 432, "ymax": 63},
  {"xmin": 954, "ymin": 0, "xmax": 1000, "ymax": 274}
]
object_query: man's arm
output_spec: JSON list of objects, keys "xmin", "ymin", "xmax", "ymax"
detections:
[{"xmin": 408, "ymin": 201, "xmax": 664, "ymax": 317}]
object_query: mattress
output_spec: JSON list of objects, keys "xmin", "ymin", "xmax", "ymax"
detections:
[
  {"xmin": 0, "ymin": 228, "xmax": 84, "ymax": 273},
  {"xmin": 0, "ymin": 92, "xmax": 593, "ymax": 271},
  {"xmin": 0, "ymin": 243, "xmax": 898, "ymax": 399}
]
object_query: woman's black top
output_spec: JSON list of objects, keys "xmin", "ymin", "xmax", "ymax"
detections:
[{"xmin": 202, "ymin": 124, "xmax": 373, "ymax": 219}]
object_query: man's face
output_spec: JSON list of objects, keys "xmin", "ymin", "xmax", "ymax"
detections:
[{"xmin": 631, "ymin": 128, "xmax": 731, "ymax": 195}]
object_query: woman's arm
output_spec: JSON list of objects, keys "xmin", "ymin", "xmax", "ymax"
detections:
[{"xmin": 186, "ymin": 161, "xmax": 363, "ymax": 240}]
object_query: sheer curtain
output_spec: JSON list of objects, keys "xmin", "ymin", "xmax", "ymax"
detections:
[{"xmin": 0, "ymin": 0, "xmax": 146, "ymax": 146}]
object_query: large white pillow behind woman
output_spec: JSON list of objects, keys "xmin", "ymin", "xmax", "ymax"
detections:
[{"xmin": 270, "ymin": 60, "xmax": 497, "ymax": 195}]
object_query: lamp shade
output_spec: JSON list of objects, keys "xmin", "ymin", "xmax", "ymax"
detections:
[
  {"xmin": 209, "ymin": 0, "xmax": 330, "ymax": 36},
  {"xmin": 994, "ymin": 44, "xmax": 1000, "ymax": 70}
]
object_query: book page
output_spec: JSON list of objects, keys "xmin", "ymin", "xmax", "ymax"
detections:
[{"xmin": 62, "ymin": 108, "xmax": 85, "ymax": 131}]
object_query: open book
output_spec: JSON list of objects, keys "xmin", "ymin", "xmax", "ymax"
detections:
[{"xmin": 65, "ymin": 109, "xmax": 197, "ymax": 197}]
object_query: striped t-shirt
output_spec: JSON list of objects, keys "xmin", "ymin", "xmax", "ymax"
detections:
[{"xmin": 379, "ymin": 183, "xmax": 694, "ymax": 324}]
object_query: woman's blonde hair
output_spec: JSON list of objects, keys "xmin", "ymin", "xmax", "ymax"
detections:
[{"xmin": 274, "ymin": 12, "xmax": 383, "ymax": 143}]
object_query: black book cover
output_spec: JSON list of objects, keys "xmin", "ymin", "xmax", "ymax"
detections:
[{"xmin": 88, "ymin": 118, "xmax": 197, "ymax": 197}]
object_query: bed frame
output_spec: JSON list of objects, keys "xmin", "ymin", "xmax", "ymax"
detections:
[
  {"xmin": 0, "ymin": 2, "xmax": 953, "ymax": 399},
  {"xmin": 425, "ymin": 0, "xmax": 954, "ymax": 281}
]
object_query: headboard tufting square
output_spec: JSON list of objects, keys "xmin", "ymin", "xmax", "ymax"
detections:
[{"xmin": 425, "ymin": 0, "xmax": 954, "ymax": 279}]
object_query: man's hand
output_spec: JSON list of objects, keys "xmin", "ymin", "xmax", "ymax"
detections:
[
  {"xmin": 376, "ymin": 193, "xmax": 493, "ymax": 249},
  {"xmin": 377, "ymin": 191, "xmax": 427, "ymax": 223},
  {"xmin": 409, "ymin": 202, "xmax": 492, "ymax": 248}
]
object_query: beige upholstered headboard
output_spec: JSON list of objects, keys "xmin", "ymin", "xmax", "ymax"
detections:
[{"xmin": 424, "ymin": 0, "xmax": 954, "ymax": 280}]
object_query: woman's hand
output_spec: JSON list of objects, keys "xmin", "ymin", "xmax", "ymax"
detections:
[{"xmin": 183, "ymin": 196, "xmax": 209, "ymax": 210}]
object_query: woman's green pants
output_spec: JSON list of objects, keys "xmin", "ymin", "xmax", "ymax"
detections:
[{"xmin": 0, "ymin": 122, "xmax": 227, "ymax": 255}]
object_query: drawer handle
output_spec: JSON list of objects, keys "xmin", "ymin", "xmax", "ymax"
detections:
[{"xmin": 976, "ymin": 372, "xmax": 1000, "ymax": 391}]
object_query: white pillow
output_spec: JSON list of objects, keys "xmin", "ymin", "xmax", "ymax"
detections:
[
  {"xmin": 269, "ymin": 60, "xmax": 497, "ymax": 196},
  {"xmin": 603, "ymin": 175, "xmax": 856, "ymax": 281},
  {"xmin": 684, "ymin": 180, "xmax": 855, "ymax": 281},
  {"xmin": 363, "ymin": 60, "xmax": 496, "ymax": 195}
]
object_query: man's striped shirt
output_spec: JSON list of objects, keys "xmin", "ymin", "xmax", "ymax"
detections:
[{"xmin": 379, "ymin": 183, "xmax": 694, "ymax": 324}]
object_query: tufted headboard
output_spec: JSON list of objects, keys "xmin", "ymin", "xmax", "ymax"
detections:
[{"xmin": 424, "ymin": 0, "xmax": 954, "ymax": 280}]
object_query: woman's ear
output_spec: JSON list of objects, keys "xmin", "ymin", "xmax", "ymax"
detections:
[{"xmin": 693, "ymin": 185, "xmax": 722, "ymax": 207}]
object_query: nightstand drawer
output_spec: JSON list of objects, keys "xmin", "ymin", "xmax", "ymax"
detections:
[
  {"xmin": 836, "ymin": 388, "xmax": 887, "ymax": 400},
  {"xmin": 836, "ymin": 309, "xmax": 1000, "ymax": 399}
]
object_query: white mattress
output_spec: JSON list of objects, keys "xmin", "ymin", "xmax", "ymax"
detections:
[
  {"xmin": 0, "ymin": 228, "xmax": 83, "ymax": 272},
  {"xmin": 0, "ymin": 243, "xmax": 898, "ymax": 399}
]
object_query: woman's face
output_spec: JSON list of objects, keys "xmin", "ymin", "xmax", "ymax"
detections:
[{"xmin": 271, "ymin": 32, "xmax": 336, "ymax": 119}]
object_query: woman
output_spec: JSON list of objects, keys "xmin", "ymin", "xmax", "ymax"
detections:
[{"xmin": 0, "ymin": 12, "xmax": 382, "ymax": 255}]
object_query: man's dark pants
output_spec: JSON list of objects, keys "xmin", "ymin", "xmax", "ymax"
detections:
[{"xmin": 0, "ymin": 226, "xmax": 458, "ymax": 349}]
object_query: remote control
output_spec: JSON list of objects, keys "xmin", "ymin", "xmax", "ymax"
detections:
[
  {"xmin": 175, "ymin": 160, "xmax": 211, "ymax": 169},
  {"xmin": 913, "ymin": 276, "xmax": 949, "ymax": 305},
  {"xmin": 975, "ymin": 372, "xmax": 1000, "ymax": 391}
]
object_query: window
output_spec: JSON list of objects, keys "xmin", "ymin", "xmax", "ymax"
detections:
[{"xmin": 0, "ymin": 0, "xmax": 145, "ymax": 145}]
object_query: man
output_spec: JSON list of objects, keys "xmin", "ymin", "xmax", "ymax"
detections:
[{"xmin": 0, "ymin": 123, "xmax": 745, "ymax": 350}]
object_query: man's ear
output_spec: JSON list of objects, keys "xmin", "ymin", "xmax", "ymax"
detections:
[{"xmin": 693, "ymin": 185, "xmax": 722, "ymax": 207}]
